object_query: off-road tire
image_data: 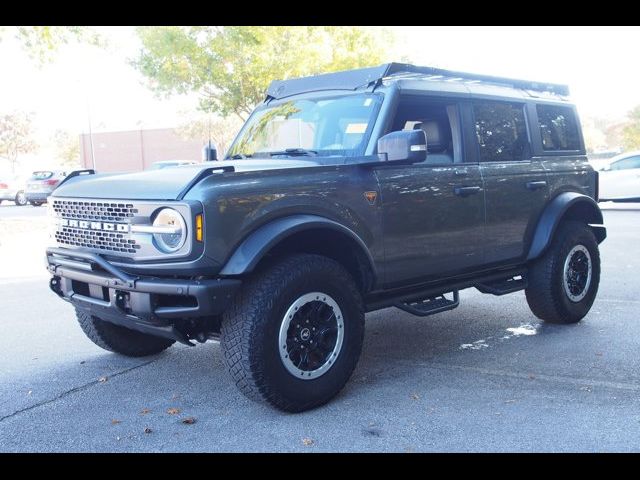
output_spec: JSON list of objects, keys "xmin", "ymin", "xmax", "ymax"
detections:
[
  {"xmin": 525, "ymin": 220, "xmax": 600, "ymax": 324},
  {"xmin": 221, "ymin": 254, "xmax": 365, "ymax": 412},
  {"xmin": 76, "ymin": 308, "xmax": 175, "ymax": 357}
]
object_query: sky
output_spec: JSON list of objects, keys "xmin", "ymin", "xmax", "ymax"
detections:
[{"xmin": 1, "ymin": 25, "xmax": 639, "ymax": 170}]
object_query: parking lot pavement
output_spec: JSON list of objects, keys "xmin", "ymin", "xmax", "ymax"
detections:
[
  {"xmin": 0, "ymin": 203, "xmax": 48, "ymax": 219},
  {"xmin": 1, "ymin": 207, "xmax": 639, "ymax": 452}
]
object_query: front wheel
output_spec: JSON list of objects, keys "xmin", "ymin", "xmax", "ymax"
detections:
[
  {"xmin": 75, "ymin": 309, "xmax": 175, "ymax": 357},
  {"xmin": 525, "ymin": 221, "xmax": 600, "ymax": 324},
  {"xmin": 14, "ymin": 191, "xmax": 27, "ymax": 206},
  {"xmin": 221, "ymin": 254, "xmax": 365, "ymax": 412}
]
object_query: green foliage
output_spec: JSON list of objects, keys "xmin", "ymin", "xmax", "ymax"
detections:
[
  {"xmin": 0, "ymin": 111, "xmax": 37, "ymax": 173},
  {"xmin": 0, "ymin": 26, "xmax": 104, "ymax": 65},
  {"xmin": 54, "ymin": 130, "xmax": 81, "ymax": 169},
  {"xmin": 134, "ymin": 26, "xmax": 394, "ymax": 119},
  {"xmin": 622, "ymin": 106, "xmax": 640, "ymax": 150}
]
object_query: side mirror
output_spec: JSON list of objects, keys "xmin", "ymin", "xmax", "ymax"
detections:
[{"xmin": 377, "ymin": 130, "xmax": 427, "ymax": 163}]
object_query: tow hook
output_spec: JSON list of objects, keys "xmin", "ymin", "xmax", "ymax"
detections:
[
  {"xmin": 50, "ymin": 276, "xmax": 63, "ymax": 297},
  {"xmin": 114, "ymin": 291, "xmax": 131, "ymax": 314}
]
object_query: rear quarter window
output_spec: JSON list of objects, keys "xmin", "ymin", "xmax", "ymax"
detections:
[{"xmin": 536, "ymin": 105, "xmax": 581, "ymax": 151}]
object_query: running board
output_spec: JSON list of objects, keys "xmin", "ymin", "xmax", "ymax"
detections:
[
  {"xmin": 475, "ymin": 276, "xmax": 527, "ymax": 296},
  {"xmin": 395, "ymin": 290, "xmax": 459, "ymax": 317}
]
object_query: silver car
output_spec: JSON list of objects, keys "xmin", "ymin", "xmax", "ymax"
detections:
[
  {"xmin": 0, "ymin": 175, "xmax": 28, "ymax": 206},
  {"xmin": 25, "ymin": 170, "xmax": 68, "ymax": 206}
]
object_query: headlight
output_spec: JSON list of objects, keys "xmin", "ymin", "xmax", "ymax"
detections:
[{"xmin": 151, "ymin": 208, "xmax": 186, "ymax": 253}]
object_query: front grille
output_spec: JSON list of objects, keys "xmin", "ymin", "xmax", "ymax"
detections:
[
  {"xmin": 52, "ymin": 200, "xmax": 138, "ymax": 222},
  {"xmin": 52, "ymin": 199, "xmax": 140, "ymax": 255},
  {"xmin": 55, "ymin": 227, "xmax": 140, "ymax": 254}
]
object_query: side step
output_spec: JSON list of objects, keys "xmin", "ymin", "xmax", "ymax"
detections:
[
  {"xmin": 475, "ymin": 276, "xmax": 527, "ymax": 296},
  {"xmin": 394, "ymin": 290, "xmax": 459, "ymax": 317}
]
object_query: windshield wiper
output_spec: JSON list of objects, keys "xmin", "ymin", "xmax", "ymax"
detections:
[
  {"xmin": 227, "ymin": 153, "xmax": 252, "ymax": 160},
  {"xmin": 268, "ymin": 148, "xmax": 318, "ymax": 157}
]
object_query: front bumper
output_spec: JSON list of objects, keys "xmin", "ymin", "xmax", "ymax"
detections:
[{"xmin": 46, "ymin": 247, "xmax": 241, "ymax": 344}]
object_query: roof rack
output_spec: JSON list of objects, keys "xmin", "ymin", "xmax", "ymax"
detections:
[
  {"xmin": 383, "ymin": 63, "xmax": 569, "ymax": 96},
  {"xmin": 265, "ymin": 63, "xmax": 569, "ymax": 100}
]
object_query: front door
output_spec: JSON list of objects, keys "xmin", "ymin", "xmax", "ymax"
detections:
[{"xmin": 376, "ymin": 97, "xmax": 485, "ymax": 287}]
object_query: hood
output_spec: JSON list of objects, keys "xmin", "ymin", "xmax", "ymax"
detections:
[{"xmin": 52, "ymin": 159, "xmax": 320, "ymax": 200}]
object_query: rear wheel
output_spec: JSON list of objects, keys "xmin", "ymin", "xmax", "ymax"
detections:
[
  {"xmin": 75, "ymin": 308, "xmax": 175, "ymax": 357},
  {"xmin": 525, "ymin": 221, "xmax": 600, "ymax": 324},
  {"xmin": 30, "ymin": 201, "xmax": 44, "ymax": 207},
  {"xmin": 221, "ymin": 254, "xmax": 365, "ymax": 412},
  {"xmin": 14, "ymin": 191, "xmax": 27, "ymax": 206}
]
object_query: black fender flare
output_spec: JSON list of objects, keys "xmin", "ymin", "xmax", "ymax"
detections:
[
  {"xmin": 526, "ymin": 192, "xmax": 606, "ymax": 261},
  {"xmin": 219, "ymin": 214, "xmax": 377, "ymax": 278}
]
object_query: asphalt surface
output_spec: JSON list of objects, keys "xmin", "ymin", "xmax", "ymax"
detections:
[{"xmin": 0, "ymin": 203, "xmax": 639, "ymax": 452}]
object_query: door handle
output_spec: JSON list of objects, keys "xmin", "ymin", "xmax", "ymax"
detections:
[
  {"xmin": 526, "ymin": 181, "xmax": 547, "ymax": 191},
  {"xmin": 454, "ymin": 186, "xmax": 481, "ymax": 197}
]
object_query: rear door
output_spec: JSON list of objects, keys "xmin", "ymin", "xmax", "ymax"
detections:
[{"xmin": 474, "ymin": 100, "xmax": 549, "ymax": 264}]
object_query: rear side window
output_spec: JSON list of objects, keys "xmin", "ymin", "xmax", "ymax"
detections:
[
  {"xmin": 474, "ymin": 101, "xmax": 529, "ymax": 162},
  {"xmin": 31, "ymin": 171, "xmax": 53, "ymax": 180},
  {"xmin": 536, "ymin": 105, "xmax": 581, "ymax": 151}
]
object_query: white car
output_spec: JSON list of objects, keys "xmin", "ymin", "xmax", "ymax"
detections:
[{"xmin": 598, "ymin": 150, "xmax": 640, "ymax": 202}]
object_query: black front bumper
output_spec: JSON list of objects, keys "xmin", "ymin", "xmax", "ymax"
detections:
[{"xmin": 46, "ymin": 247, "xmax": 241, "ymax": 345}]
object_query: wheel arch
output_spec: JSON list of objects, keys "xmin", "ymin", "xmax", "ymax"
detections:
[
  {"xmin": 219, "ymin": 214, "xmax": 378, "ymax": 292},
  {"xmin": 527, "ymin": 192, "xmax": 606, "ymax": 261}
]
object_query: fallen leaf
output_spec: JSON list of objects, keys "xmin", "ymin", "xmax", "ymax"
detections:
[
  {"xmin": 98, "ymin": 376, "xmax": 108, "ymax": 383},
  {"xmin": 80, "ymin": 361, "xmax": 86, "ymax": 365},
  {"xmin": 27, "ymin": 390, "xmax": 32, "ymax": 396},
  {"xmin": 181, "ymin": 417, "xmax": 197, "ymax": 425},
  {"xmin": 140, "ymin": 408, "xmax": 151, "ymax": 415},
  {"xmin": 504, "ymin": 399, "xmax": 517, "ymax": 404},
  {"xmin": 595, "ymin": 352, "xmax": 603, "ymax": 356},
  {"xmin": 167, "ymin": 407, "xmax": 181, "ymax": 415},
  {"xmin": 111, "ymin": 419, "xmax": 121, "ymax": 425},
  {"xmin": 144, "ymin": 427, "xmax": 152, "ymax": 434},
  {"xmin": 410, "ymin": 393, "xmax": 420, "ymax": 400},
  {"xmin": 171, "ymin": 394, "xmax": 181, "ymax": 400},
  {"xmin": 580, "ymin": 386, "xmax": 592, "ymax": 392},
  {"xmin": 116, "ymin": 436, "xmax": 121, "ymax": 441},
  {"xmin": 528, "ymin": 374, "xmax": 536, "ymax": 380},
  {"xmin": 302, "ymin": 438, "xmax": 314, "ymax": 446}
]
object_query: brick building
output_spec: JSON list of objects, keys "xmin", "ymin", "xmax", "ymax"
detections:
[{"xmin": 80, "ymin": 128, "xmax": 203, "ymax": 173}]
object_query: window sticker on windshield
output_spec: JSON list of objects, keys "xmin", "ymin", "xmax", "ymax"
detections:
[
  {"xmin": 363, "ymin": 98, "xmax": 373, "ymax": 107},
  {"xmin": 345, "ymin": 123, "xmax": 368, "ymax": 134}
]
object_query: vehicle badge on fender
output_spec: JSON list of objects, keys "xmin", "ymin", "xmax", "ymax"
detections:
[{"xmin": 364, "ymin": 191, "xmax": 377, "ymax": 205}]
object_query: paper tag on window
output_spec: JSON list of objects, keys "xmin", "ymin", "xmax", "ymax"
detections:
[
  {"xmin": 363, "ymin": 98, "xmax": 373, "ymax": 107},
  {"xmin": 345, "ymin": 123, "xmax": 368, "ymax": 134}
]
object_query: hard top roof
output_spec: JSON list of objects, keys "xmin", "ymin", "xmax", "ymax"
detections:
[{"xmin": 266, "ymin": 63, "xmax": 570, "ymax": 101}]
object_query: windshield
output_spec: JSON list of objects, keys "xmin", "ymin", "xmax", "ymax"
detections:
[{"xmin": 227, "ymin": 93, "xmax": 381, "ymax": 159}]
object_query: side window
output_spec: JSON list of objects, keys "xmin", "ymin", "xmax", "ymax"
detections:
[
  {"xmin": 611, "ymin": 156, "xmax": 640, "ymax": 170},
  {"xmin": 389, "ymin": 97, "xmax": 462, "ymax": 164},
  {"xmin": 536, "ymin": 105, "xmax": 581, "ymax": 151},
  {"xmin": 473, "ymin": 101, "xmax": 529, "ymax": 162}
]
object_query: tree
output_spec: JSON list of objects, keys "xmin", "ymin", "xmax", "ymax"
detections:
[
  {"xmin": 622, "ymin": 106, "xmax": 640, "ymax": 150},
  {"xmin": 54, "ymin": 130, "xmax": 81, "ymax": 169},
  {"xmin": 176, "ymin": 116, "xmax": 243, "ymax": 158},
  {"xmin": 0, "ymin": 26, "xmax": 104, "ymax": 64},
  {"xmin": 134, "ymin": 26, "xmax": 395, "ymax": 120},
  {"xmin": 0, "ymin": 111, "xmax": 37, "ymax": 173}
]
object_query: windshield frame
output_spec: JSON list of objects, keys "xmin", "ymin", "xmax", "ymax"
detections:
[{"xmin": 226, "ymin": 90, "xmax": 384, "ymax": 161}]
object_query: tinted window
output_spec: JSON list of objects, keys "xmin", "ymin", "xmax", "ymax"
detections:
[
  {"xmin": 536, "ymin": 105, "xmax": 581, "ymax": 151},
  {"xmin": 611, "ymin": 156, "xmax": 640, "ymax": 170},
  {"xmin": 474, "ymin": 102, "xmax": 528, "ymax": 162}
]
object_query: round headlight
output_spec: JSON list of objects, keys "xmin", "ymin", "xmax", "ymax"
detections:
[{"xmin": 152, "ymin": 208, "xmax": 186, "ymax": 253}]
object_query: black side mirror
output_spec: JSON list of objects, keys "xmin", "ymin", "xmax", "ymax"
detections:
[{"xmin": 377, "ymin": 130, "xmax": 427, "ymax": 163}]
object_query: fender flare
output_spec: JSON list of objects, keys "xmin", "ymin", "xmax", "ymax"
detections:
[
  {"xmin": 219, "ymin": 214, "xmax": 377, "ymax": 278},
  {"xmin": 526, "ymin": 192, "xmax": 606, "ymax": 261}
]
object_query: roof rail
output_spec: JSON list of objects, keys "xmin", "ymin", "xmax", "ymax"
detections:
[
  {"xmin": 383, "ymin": 63, "xmax": 570, "ymax": 96},
  {"xmin": 265, "ymin": 63, "xmax": 569, "ymax": 100}
]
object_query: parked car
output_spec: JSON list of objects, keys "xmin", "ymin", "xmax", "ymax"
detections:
[
  {"xmin": 46, "ymin": 63, "xmax": 605, "ymax": 412},
  {"xmin": 0, "ymin": 175, "xmax": 28, "ymax": 206},
  {"xmin": 25, "ymin": 170, "xmax": 68, "ymax": 206},
  {"xmin": 148, "ymin": 160, "xmax": 198, "ymax": 170},
  {"xmin": 597, "ymin": 150, "xmax": 640, "ymax": 202}
]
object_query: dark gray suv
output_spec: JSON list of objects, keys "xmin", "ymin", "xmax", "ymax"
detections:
[{"xmin": 45, "ymin": 63, "xmax": 606, "ymax": 412}]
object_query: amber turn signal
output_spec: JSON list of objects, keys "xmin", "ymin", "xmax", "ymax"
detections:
[{"xmin": 195, "ymin": 214, "xmax": 203, "ymax": 242}]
